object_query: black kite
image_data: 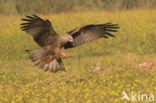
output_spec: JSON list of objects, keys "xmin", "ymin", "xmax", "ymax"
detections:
[{"xmin": 20, "ymin": 15, "xmax": 119, "ymax": 73}]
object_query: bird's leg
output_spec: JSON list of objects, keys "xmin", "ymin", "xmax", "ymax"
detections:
[
  {"xmin": 61, "ymin": 47, "xmax": 66, "ymax": 56},
  {"xmin": 61, "ymin": 47, "xmax": 71, "ymax": 58}
]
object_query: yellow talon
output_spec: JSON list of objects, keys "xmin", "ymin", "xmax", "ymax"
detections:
[
  {"xmin": 62, "ymin": 53, "xmax": 67, "ymax": 57},
  {"xmin": 62, "ymin": 54, "xmax": 72, "ymax": 58}
]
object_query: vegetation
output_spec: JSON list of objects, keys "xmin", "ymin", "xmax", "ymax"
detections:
[
  {"xmin": 0, "ymin": 10, "xmax": 156, "ymax": 102},
  {"xmin": 0, "ymin": 0, "xmax": 156, "ymax": 15}
]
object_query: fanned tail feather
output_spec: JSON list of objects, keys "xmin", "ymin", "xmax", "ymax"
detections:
[{"xmin": 26, "ymin": 48, "xmax": 65, "ymax": 73}]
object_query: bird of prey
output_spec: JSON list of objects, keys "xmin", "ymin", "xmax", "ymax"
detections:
[{"xmin": 20, "ymin": 15, "xmax": 119, "ymax": 73}]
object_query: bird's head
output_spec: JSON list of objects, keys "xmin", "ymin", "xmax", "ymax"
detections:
[
  {"xmin": 59, "ymin": 34, "xmax": 73, "ymax": 45},
  {"xmin": 67, "ymin": 35, "xmax": 73, "ymax": 43}
]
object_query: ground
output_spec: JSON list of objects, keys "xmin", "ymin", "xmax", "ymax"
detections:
[{"xmin": 0, "ymin": 10, "xmax": 156, "ymax": 103}]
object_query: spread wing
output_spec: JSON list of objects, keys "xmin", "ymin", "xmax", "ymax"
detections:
[
  {"xmin": 20, "ymin": 15, "xmax": 58, "ymax": 47},
  {"xmin": 64, "ymin": 23, "xmax": 119, "ymax": 49}
]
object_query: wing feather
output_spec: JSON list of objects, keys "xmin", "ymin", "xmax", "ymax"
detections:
[
  {"xmin": 64, "ymin": 23, "xmax": 119, "ymax": 49},
  {"xmin": 20, "ymin": 15, "xmax": 58, "ymax": 47}
]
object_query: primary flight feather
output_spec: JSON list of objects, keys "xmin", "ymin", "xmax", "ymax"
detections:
[{"xmin": 20, "ymin": 15, "xmax": 119, "ymax": 73}]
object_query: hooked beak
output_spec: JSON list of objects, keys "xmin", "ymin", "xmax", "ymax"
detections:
[{"xmin": 69, "ymin": 39, "xmax": 73, "ymax": 43}]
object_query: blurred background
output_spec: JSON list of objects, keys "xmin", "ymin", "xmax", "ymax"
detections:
[{"xmin": 0, "ymin": 0, "xmax": 156, "ymax": 15}]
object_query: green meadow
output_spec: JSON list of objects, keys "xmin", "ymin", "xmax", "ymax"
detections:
[{"xmin": 0, "ymin": 10, "xmax": 156, "ymax": 103}]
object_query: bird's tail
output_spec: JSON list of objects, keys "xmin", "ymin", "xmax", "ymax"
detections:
[
  {"xmin": 26, "ymin": 48, "xmax": 45, "ymax": 68},
  {"xmin": 26, "ymin": 48, "xmax": 65, "ymax": 72}
]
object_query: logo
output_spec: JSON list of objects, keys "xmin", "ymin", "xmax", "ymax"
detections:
[{"xmin": 122, "ymin": 91, "xmax": 154, "ymax": 102}]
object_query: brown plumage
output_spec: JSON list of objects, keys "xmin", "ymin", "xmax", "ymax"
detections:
[
  {"xmin": 20, "ymin": 15, "xmax": 119, "ymax": 73},
  {"xmin": 64, "ymin": 23, "xmax": 119, "ymax": 49}
]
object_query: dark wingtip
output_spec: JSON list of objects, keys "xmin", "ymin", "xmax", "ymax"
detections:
[
  {"xmin": 33, "ymin": 14, "xmax": 40, "ymax": 18},
  {"xmin": 20, "ymin": 23, "xmax": 30, "ymax": 25},
  {"xmin": 33, "ymin": 14, "xmax": 43, "ymax": 21},
  {"xmin": 26, "ymin": 15, "xmax": 34, "ymax": 19},
  {"xmin": 19, "ymin": 28, "xmax": 24, "ymax": 31},
  {"xmin": 21, "ymin": 18, "xmax": 33, "ymax": 22},
  {"xmin": 105, "ymin": 22, "xmax": 112, "ymax": 25},
  {"xmin": 19, "ymin": 26, "xmax": 27, "ymax": 30},
  {"xmin": 105, "ymin": 32, "xmax": 116, "ymax": 37},
  {"xmin": 105, "ymin": 23, "xmax": 119, "ymax": 26},
  {"xmin": 25, "ymin": 50, "xmax": 30, "ymax": 53}
]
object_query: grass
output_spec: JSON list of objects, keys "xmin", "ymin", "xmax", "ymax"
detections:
[{"xmin": 0, "ymin": 10, "xmax": 156, "ymax": 103}]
